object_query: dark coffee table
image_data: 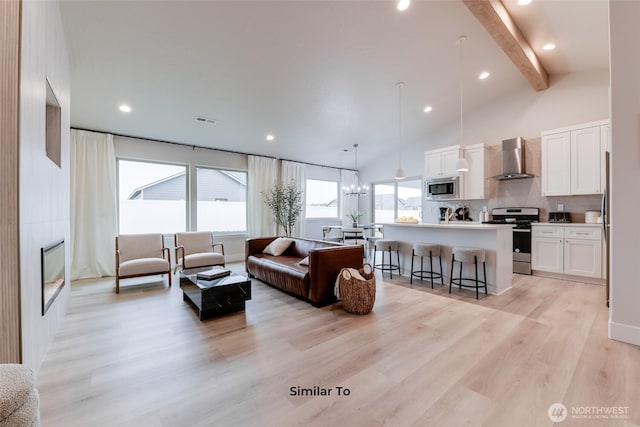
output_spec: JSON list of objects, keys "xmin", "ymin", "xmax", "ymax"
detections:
[{"xmin": 179, "ymin": 270, "xmax": 251, "ymax": 320}]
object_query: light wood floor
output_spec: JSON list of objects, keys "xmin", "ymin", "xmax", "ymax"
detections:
[{"xmin": 37, "ymin": 264, "xmax": 640, "ymax": 427}]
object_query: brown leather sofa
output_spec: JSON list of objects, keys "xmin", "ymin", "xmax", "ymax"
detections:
[{"xmin": 246, "ymin": 237, "xmax": 364, "ymax": 306}]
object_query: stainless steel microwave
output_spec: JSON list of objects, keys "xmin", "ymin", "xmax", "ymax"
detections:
[{"xmin": 425, "ymin": 176, "xmax": 459, "ymax": 200}]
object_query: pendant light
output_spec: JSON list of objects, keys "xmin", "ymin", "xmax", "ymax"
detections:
[
  {"xmin": 343, "ymin": 144, "xmax": 369, "ymax": 196},
  {"xmin": 395, "ymin": 81, "xmax": 406, "ymax": 180},
  {"xmin": 455, "ymin": 36, "xmax": 470, "ymax": 172}
]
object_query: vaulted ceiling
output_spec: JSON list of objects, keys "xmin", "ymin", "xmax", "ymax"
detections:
[{"xmin": 60, "ymin": 0, "xmax": 609, "ymax": 169}]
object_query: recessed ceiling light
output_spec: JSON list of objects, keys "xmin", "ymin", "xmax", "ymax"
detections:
[
  {"xmin": 479, "ymin": 71, "xmax": 490, "ymax": 80},
  {"xmin": 543, "ymin": 43, "xmax": 556, "ymax": 51},
  {"xmin": 397, "ymin": 0, "xmax": 410, "ymax": 11},
  {"xmin": 423, "ymin": 105, "xmax": 433, "ymax": 113},
  {"xmin": 517, "ymin": 0, "xmax": 532, "ymax": 5},
  {"xmin": 194, "ymin": 116, "xmax": 216, "ymax": 125},
  {"xmin": 266, "ymin": 134, "xmax": 275, "ymax": 141},
  {"xmin": 119, "ymin": 104, "xmax": 131, "ymax": 113}
]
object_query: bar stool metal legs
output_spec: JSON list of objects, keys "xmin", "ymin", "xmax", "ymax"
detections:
[
  {"xmin": 373, "ymin": 240, "xmax": 400, "ymax": 278},
  {"xmin": 410, "ymin": 243, "xmax": 443, "ymax": 288},
  {"xmin": 448, "ymin": 247, "xmax": 487, "ymax": 299}
]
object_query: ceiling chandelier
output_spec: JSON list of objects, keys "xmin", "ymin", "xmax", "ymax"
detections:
[{"xmin": 343, "ymin": 144, "xmax": 369, "ymax": 196}]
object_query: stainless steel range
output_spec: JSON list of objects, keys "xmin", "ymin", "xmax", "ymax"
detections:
[{"xmin": 483, "ymin": 207, "xmax": 540, "ymax": 275}]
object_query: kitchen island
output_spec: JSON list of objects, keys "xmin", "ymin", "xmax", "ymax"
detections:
[{"xmin": 381, "ymin": 222, "xmax": 514, "ymax": 295}]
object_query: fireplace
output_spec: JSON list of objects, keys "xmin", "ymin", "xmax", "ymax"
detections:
[{"xmin": 42, "ymin": 240, "xmax": 65, "ymax": 315}]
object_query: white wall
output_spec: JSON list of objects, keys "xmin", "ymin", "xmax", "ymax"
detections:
[
  {"xmin": 359, "ymin": 69, "xmax": 610, "ymax": 223},
  {"xmin": 609, "ymin": 0, "xmax": 640, "ymax": 345},
  {"xmin": 19, "ymin": 0, "xmax": 71, "ymax": 370}
]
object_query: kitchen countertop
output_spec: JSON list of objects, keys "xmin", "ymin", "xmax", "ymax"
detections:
[
  {"xmin": 534, "ymin": 222, "xmax": 602, "ymax": 227},
  {"xmin": 382, "ymin": 221, "xmax": 514, "ymax": 295},
  {"xmin": 383, "ymin": 221, "xmax": 514, "ymax": 230}
]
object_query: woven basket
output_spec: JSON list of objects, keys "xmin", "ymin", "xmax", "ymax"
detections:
[{"xmin": 339, "ymin": 263, "xmax": 376, "ymax": 315}]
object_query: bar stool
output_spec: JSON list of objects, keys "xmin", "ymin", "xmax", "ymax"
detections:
[
  {"xmin": 449, "ymin": 247, "xmax": 487, "ymax": 299},
  {"xmin": 410, "ymin": 243, "xmax": 443, "ymax": 288},
  {"xmin": 373, "ymin": 240, "xmax": 401, "ymax": 278}
]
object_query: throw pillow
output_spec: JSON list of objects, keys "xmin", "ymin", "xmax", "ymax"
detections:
[
  {"xmin": 299, "ymin": 256, "xmax": 309, "ymax": 266},
  {"xmin": 263, "ymin": 237, "xmax": 294, "ymax": 256}
]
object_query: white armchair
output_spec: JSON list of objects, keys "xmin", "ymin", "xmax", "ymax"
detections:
[
  {"xmin": 115, "ymin": 233, "xmax": 171, "ymax": 293},
  {"xmin": 174, "ymin": 231, "xmax": 225, "ymax": 273}
]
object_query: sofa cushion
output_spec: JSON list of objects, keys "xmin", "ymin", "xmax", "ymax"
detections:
[
  {"xmin": 175, "ymin": 232, "xmax": 214, "ymax": 256},
  {"xmin": 263, "ymin": 238, "xmax": 294, "ymax": 256},
  {"xmin": 247, "ymin": 254, "xmax": 309, "ymax": 296},
  {"xmin": 0, "ymin": 364, "xmax": 37, "ymax": 422},
  {"xmin": 119, "ymin": 258, "xmax": 170, "ymax": 277},
  {"xmin": 184, "ymin": 253, "xmax": 225, "ymax": 269},
  {"xmin": 117, "ymin": 233, "xmax": 165, "ymax": 262},
  {"xmin": 0, "ymin": 387, "xmax": 39, "ymax": 427}
]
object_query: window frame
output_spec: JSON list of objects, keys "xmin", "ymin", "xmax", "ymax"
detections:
[
  {"xmin": 371, "ymin": 176, "xmax": 423, "ymax": 223},
  {"xmin": 116, "ymin": 157, "xmax": 190, "ymax": 234},
  {"xmin": 195, "ymin": 165, "xmax": 248, "ymax": 235}
]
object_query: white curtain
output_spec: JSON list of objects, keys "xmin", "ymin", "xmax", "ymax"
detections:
[
  {"xmin": 341, "ymin": 169, "xmax": 359, "ymax": 225},
  {"xmin": 70, "ymin": 130, "xmax": 117, "ymax": 279},
  {"xmin": 281, "ymin": 160, "xmax": 306, "ymax": 238},
  {"xmin": 248, "ymin": 155, "xmax": 279, "ymax": 237}
]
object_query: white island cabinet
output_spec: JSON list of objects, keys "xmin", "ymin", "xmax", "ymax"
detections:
[{"xmin": 381, "ymin": 222, "xmax": 514, "ymax": 295}]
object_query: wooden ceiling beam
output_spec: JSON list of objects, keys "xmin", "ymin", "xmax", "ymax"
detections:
[{"xmin": 463, "ymin": 0, "xmax": 549, "ymax": 91}]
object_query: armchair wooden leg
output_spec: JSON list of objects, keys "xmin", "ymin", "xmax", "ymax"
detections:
[
  {"xmin": 168, "ymin": 270, "xmax": 172, "ymax": 287},
  {"xmin": 116, "ymin": 275, "xmax": 120, "ymax": 294}
]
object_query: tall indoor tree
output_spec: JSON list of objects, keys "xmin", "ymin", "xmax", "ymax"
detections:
[{"xmin": 263, "ymin": 181, "xmax": 303, "ymax": 237}]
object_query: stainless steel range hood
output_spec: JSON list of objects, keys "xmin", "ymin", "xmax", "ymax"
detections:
[{"xmin": 492, "ymin": 137, "xmax": 535, "ymax": 180}]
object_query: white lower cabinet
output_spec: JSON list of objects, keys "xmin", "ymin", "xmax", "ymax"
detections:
[
  {"xmin": 563, "ymin": 229, "xmax": 603, "ymax": 278},
  {"xmin": 532, "ymin": 225, "xmax": 603, "ymax": 279},
  {"xmin": 532, "ymin": 231, "xmax": 564, "ymax": 273}
]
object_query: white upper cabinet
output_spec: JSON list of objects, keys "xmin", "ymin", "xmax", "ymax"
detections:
[
  {"xmin": 460, "ymin": 143, "xmax": 487, "ymax": 200},
  {"xmin": 541, "ymin": 132, "xmax": 571, "ymax": 196},
  {"xmin": 571, "ymin": 126, "xmax": 602, "ymax": 194},
  {"xmin": 541, "ymin": 119, "xmax": 609, "ymax": 197},
  {"xmin": 441, "ymin": 149, "xmax": 460, "ymax": 176},
  {"xmin": 424, "ymin": 145, "xmax": 460, "ymax": 178}
]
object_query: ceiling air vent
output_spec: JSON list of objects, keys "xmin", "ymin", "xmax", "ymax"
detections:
[{"xmin": 194, "ymin": 116, "xmax": 216, "ymax": 125}]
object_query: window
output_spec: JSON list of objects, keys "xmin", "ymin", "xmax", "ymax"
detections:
[
  {"xmin": 373, "ymin": 183, "xmax": 395, "ymax": 223},
  {"xmin": 196, "ymin": 167, "xmax": 247, "ymax": 233},
  {"xmin": 118, "ymin": 159, "xmax": 187, "ymax": 234},
  {"xmin": 305, "ymin": 179, "xmax": 339, "ymax": 218},
  {"xmin": 397, "ymin": 179, "xmax": 422, "ymax": 218},
  {"xmin": 373, "ymin": 178, "xmax": 422, "ymax": 223}
]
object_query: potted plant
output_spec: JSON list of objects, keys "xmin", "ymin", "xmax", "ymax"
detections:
[
  {"xmin": 347, "ymin": 211, "xmax": 364, "ymax": 227},
  {"xmin": 263, "ymin": 181, "xmax": 304, "ymax": 237}
]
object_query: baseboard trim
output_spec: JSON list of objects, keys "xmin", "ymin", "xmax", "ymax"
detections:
[
  {"xmin": 608, "ymin": 320, "xmax": 640, "ymax": 346},
  {"xmin": 532, "ymin": 270, "xmax": 605, "ymax": 285},
  {"xmin": 226, "ymin": 254, "xmax": 245, "ymax": 263}
]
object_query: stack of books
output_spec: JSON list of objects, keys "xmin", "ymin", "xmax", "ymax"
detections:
[{"xmin": 196, "ymin": 266, "xmax": 231, "ymax": 280}]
